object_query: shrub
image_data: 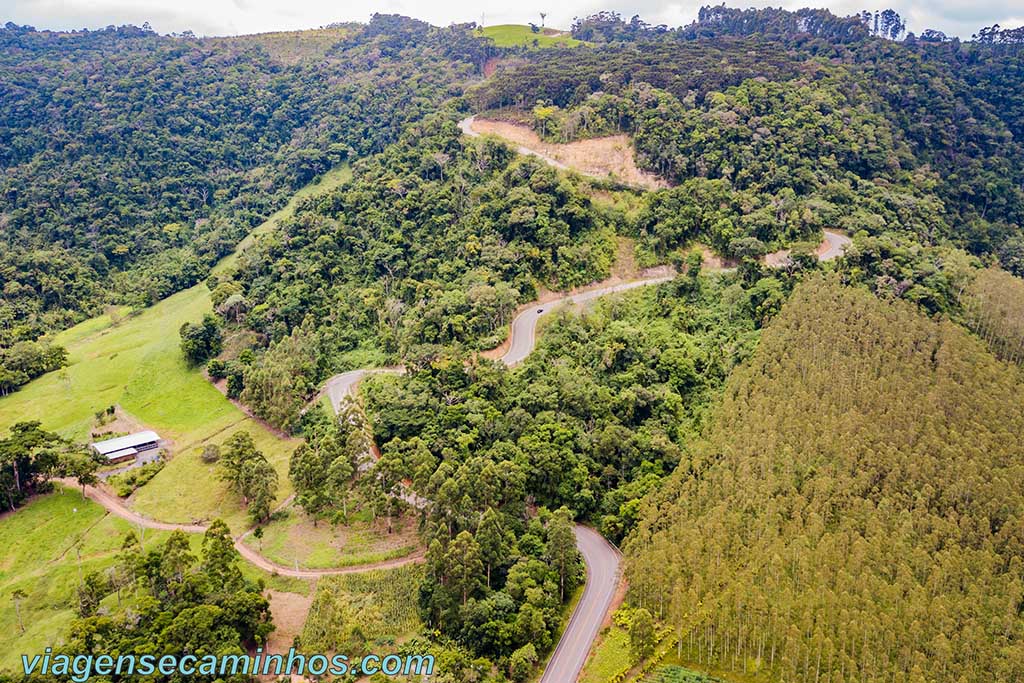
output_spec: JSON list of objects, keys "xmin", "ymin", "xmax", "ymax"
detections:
[
  {"xmin": 200, "ymin": 443, "xmax": 221, "ymax": 464},
  {"xmin": 108, "ymin": 460, "xmax": 165, "ymax": 497},
  {"xmin": 207, "ymin": 359, "xmax": 227, "ymax": 379}
]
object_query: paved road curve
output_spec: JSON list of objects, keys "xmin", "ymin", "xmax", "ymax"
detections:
[
  {"xmin": 320, "ymin": 367, "xmax": 405, "ymax": 413},
  {"xmin": 500, "ymin": 277, "xmax": 674, "ymax": 366},
  {"xmin": 820, "ymin": 230, "xmax": 852, "ymax": 261},
  {"xmin": 541, "ymin": 526, "xmax": 622, "ymax": 683}
]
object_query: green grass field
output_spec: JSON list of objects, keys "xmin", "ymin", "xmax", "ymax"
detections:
[
  {"xmin": 0, "ymin": 267, "xmax": 297, "ymax": 531},
  {"xmin": 477, "ymin": 24, "xmax": 586, "ymax": 48},
  {"xmin": 0, "ymin": 162, "xmax": 353, "ymax": 532},
  {"xmin": 0, "ymin": 486, "xmax": 311, "ymax": 673},
  {"xmin": 578, "ymin": 624, "xmax": 634, "ymax": 683},
  {"xmin": 243, "ymin": 507, "xmax": 421, "ymax": 570},
  {"xmin": 0, "ymin": 487, "xmax": 177, "ymax": 671}
]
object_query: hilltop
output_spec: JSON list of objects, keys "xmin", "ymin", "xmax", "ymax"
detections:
[{"xmin": 477, "ymin": 24, "xmax": 585, "ymax": 48}]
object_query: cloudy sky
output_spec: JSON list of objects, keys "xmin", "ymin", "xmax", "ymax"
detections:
[{"xmin": 1, "ymin": 0, "xmax": 1020, "ymax": 39}]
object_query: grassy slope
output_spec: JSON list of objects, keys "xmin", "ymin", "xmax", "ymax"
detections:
[
  {"xmin": 0, "ymin": 163, "xmax": 352, "ymax": 531},
  {"xmin": 0, "ymin": 167, "xmax": 351, "ymax": 672},
  {"xmin": 241, "ymin": 507, "xmax": 420, "ymax": 570},
  {"xmin": 0, "ymin": 486, "xmax": 311, "ymax": 672},
  {"xmin": 0, "ymin": 487, "xmax": 175, "ymax": 671},
  {"xmin": 206, "ymin": 27, "xmax": 356, "ymax": 66},
  {"xmin": 478, "ymin": 24, "xmax": 585, "ymax": 48}
]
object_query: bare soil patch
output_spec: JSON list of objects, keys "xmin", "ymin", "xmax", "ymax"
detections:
[
  {"xmin": 469, "ymin": 118, "xmax": 668, "ymax": 191},
  {"xmin": 89, "ymin": 405, "xmax": 147, "ymax": 441},
  {"xmin": 697, "ymin": 245, "xmax": 739, "ymax": 271},
  {"xmin": 265, "ymin": 589, "xmax": 314, "ymax": 654}
]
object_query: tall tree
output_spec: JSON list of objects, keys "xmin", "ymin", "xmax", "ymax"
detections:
[
  {"xmin": 546, "ymin": 507, "xmax": 580, "ymax": 601},
  {"xmin": 446, "ymin": 530, "xmax": 483, "ymax": 605}
]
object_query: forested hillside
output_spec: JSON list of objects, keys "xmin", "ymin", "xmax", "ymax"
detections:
[
  {"xmin": 475, "ymin": 11, "xmax": 1024, "ymax": 267},
  {"xmin": 272, "ymin": 264, "xmax": 763, "ymax": 666},
  {"xmin": 625, "ymin": 276, "xmax": 1024, "ymax": 682},
  {"xmin": 207, "ymin": 113, "xmax": 618, "ymax": 430},
  {"xmin": 0, "ymin": 16, "xmax": 486, "ymax": 347},
  {"xmin": 2, "ymin": 6, "xmax": 1024, "ymax": 683}
]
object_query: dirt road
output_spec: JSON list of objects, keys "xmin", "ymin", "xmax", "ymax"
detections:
[
  {"xmin": 459, "ymin": 115, "xmax": 571, "ymax": 171},
  {"xmin": 60, "ymin": 479, "xmax": 425, "ymax": 578}
]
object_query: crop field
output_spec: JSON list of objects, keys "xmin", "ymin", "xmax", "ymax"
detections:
[{"xmin": 301, "ymin": 563, "xmax": 424, "ymax": 651}]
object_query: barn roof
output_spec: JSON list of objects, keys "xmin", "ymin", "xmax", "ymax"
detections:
[{"xmin": 90, "ymin": 430, "xmax": 160, "ymax": 455}]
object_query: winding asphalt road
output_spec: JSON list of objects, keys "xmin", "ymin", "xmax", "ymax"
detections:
[
  {"xmin": 541, "ymin": 527, "xmax": 621, "ymax": 683},
  {"xmin": 307, "ymin": 118, "xmax": 853, "ymax": 680},
  {"xmin": 314, "ymin": 276, "xmax": 670, "ymax": 681},
  {"xmin": 820, "ymin": 230, "xmax": 853, "ymax": 260},
  {"xmin": 501, "ymin": 276, "xmax": 675, "ymax": 366},
  {"xmin": 71, "ymin": 121, "xmax": 853, "ymax": 680},
  {"xmin": 320, "ymin": 367, "xmax": 405, "ymax": 414}
]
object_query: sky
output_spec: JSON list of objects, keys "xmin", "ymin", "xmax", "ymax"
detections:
[{"xmin": 1, "ymin": 0, "xmax": 1020, "ymax": 40}]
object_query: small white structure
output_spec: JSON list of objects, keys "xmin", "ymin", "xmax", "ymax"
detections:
[{"xmin": 90, "ymin": 430, "xmax": 161, "ymax": 465}]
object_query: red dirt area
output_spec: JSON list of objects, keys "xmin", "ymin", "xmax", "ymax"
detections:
[{"xmin": 469, "ymin": 118, "xmax": 668, "ymax": 191}]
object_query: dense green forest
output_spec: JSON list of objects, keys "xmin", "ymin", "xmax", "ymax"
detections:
[
  {"xmin": 278, "ymin": 265, "xmax": 765, "ymax": 667},
  {"xmin": 211, "ymin": 114, "xmax": 617, "ymax": 430},
  {"xmin": 0, "ymin": 16, "xmax": 486, "ymax": 349},
  {"xmin": 476, "ymin": 11, "xmax": 1024, "ymax": 266},
  {"xmin": 626, "ymin": 276, "xmax": 1024, "ymax": 682}
]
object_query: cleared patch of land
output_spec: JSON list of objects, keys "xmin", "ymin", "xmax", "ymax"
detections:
[
  {"xmin": 242, "ymin": 508, "xmax": 421, "ymax": 570},
  {"xmin": 207, "ymin": 27, "xmax": 356, "ymax": 65},
  {"xmin": 264, "ymin": 589, "xmax": 314, "ymax": 659},
  {"xmin": 477, "ymin": 24, "xmax": 585, "ymax": 48},
  {"xmin": 469, "ymin": 118, "xmax": 667, "ymax": 190}
]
